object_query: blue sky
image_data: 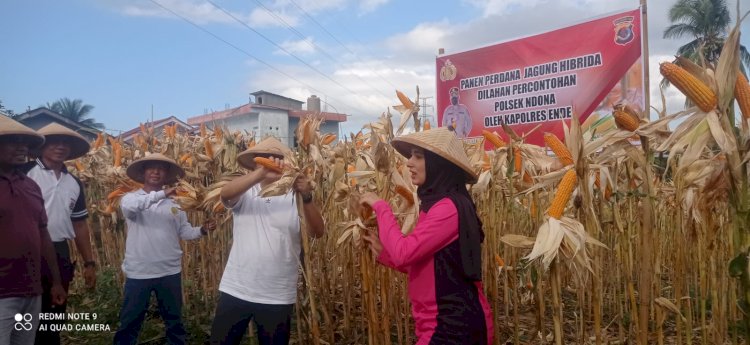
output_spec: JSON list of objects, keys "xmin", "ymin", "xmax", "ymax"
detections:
[{"xmin": 1, "ymin": 0, "xmax": 748, "ymax": 136}]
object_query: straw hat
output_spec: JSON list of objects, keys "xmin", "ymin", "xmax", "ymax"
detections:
[
  {"xmin": 37, "ymin": 123, "xmax": 91, "ymax": 160},
  {"xmin": 237, "ymin": 136, "xmax": 291, "ymax": 170},
  {"xmin": 126, "ymin": 153, "xmax": 185, "ymax": 184},
  {"xmin": 391, "ymin": 127, "xmax": 478, "ymax": 183},
  {"xmin": 0, "ymin": 116, "xmax": 45, "ymax": 148}
]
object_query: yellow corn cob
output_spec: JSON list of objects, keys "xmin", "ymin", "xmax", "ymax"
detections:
[
  {"xmin": 660, "ymin": 62, "xmax": 717, "ymax": 112},
  {"xmin": 423, "ymin": 119, "xmax": 431, "ymax": 130},
  {"xmin": 735, "ymin": 72, "xmax": 750, "ymax": 119},
  {"xmin": 396, "ymin": 90, "xmax": 414, "ymax": 109},
  {"xmin": 514, "ymin": 147, "xmax": 522, "ymax": 173},
  {"xmin": 113, "ymin": 144, "xmax": 122, "ymax": 168},
  {"xmin": 93, "ymin": 133, "xmax": 104, "ymax": 149},
  {"xmin": 253, "ymin": 157, "xmax": 283, "ymax": 173},
  {"xmin": 321, "ymin": 134, "xmax": 336, "ymax": 145},
  {"xmin": 204, "ymin": 139, "xmax": 214, "ymax": 159},
  {"xmin": 179, "ymin": 153, "xmax": 191, "ymax": 164},
  {"xmin": 544, "ymin": 133, "xmax": 573, "ymax": 166},
  {"xmin": 613, "ymin": 104, "xmax": 640, "ymax": 131},
  {"xmin": 594, "ymin": 173, "xmax": 612, "ymax": 200},
  {"xmin": 247, "ymin": 139, "xmax": 256, "ymax": 148},
  {"xmin": 214, "ymin": 127, "xmax": 223, "ymax": 141},
  {"xmin": 394, "ymin": 185, "xmax": 414, "ymax": 205},
  {"xmin": 74, "ymin": 160, "xmax": 84, "ymax": 172},
  {"xmin": 200, "ymin": 123, "xmax": 207, "ymax": 138},
  {"xmin": 482, "ymin": 130, "xmax": 506, "ymax": 148},
  {"xmin": 548, "ymin": 169, "xmax": 577, "ymax": 219},
  {"xmin": 494, "ymin": 254, "xmax": 505, "ymax": 267}
]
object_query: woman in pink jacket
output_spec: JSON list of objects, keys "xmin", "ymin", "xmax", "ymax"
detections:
[{"xmin": 360, "ymin": 127, "xmax": 493, "ymax": 345}]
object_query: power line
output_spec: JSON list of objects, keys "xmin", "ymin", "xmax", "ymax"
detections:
[
  {"xmin": 147, "ymin": 0, "xmax": 362, "ymax": 114},
  {"xmin": 250, "ymin": 0, "xmax": 392, "ymax": 100},
  {"xmin": 286, "ymin": 0, "xmax": 399, "ymax": 90},
  {"xmin": 204, "ymin": 0, "xmax": 383, "ymax": 110}
]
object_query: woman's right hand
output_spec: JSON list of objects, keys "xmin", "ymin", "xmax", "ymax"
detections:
[{"xmin": 362, "ymin": 231, "xmax": 383, "ymax": 257}]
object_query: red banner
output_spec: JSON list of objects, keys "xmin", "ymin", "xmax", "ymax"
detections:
[{"xmin": 436, "ymin": 8, "xmax": 643, "ymax": 146}]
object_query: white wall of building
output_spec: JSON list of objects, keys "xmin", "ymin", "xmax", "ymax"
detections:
[{"xmin": 258, "ymin": 109, "xmax": 291, "ymax": 146}]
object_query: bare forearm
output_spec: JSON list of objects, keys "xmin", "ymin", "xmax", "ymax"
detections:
[
  {"xmin": 73, "ymin": 221, "xmax": 95, "ymax": 262},
  {"xmin": 302, "ymin": 202, "xmax": 325, "ymax": 238},
  {"xmin": 40, "ymin": 229, "xmax": 62, "ymax": 284},
  {"xmin": 220, "ymin": 170, "xmax": 264, "ymax": 203}
]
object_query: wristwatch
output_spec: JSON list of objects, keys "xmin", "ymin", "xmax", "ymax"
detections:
[
  {"xmin": 301, "ymin": 192, "xmax": 313, "ymax": 204},
  {"xmin": 84, "ymin": 261, "xmax": 96, "ymax": 268}
]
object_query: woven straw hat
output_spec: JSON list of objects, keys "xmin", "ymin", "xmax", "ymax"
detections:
[
  {"xmin": 0, "ymin": 116, "xmax": 45, "ymax": 148},
  {"xmin": 391, "ymin": 127, "xmax": 477, "ymax": 183},
  {"xmin": 126, "ymin": 153, "xmax": 185, "ymax": 184},
  {"xmin": 37, "ymin": 123, "xmax": 91, "ymax": 160},
  {"xmin": 237, "ymin": 136, "xmax": 291, "ymax": 170}
]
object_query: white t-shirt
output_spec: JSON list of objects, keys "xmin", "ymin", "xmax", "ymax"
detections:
[
  {"xmin": 219, "ymin": 184, "xmax": 301, "ymax": 305},
  {"xmin": 120, "ymin": 190, "xmax": 203, "ymax": 279}
]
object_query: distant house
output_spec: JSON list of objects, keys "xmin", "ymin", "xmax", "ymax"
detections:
[
  {"xmin": 14, "ymin": 107, "xmax": 100, "ymax": 142},
  {"xmin": 118, "ymin": 116, "xmax": 193, "ymax": 143},
  {"xmin": 187, "ymin": 90, "xmax": 347, "ymax": 148}
]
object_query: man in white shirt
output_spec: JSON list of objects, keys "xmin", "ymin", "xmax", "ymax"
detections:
[
  {"xmin": 209, "ymin": 137, "xmax": 324, "ymax": 345},
  {"xmin": 22, "ymin": 123, "xmax": 96, "ymax": 345},
  {"xmin": 113, "ymin": 153, "xmax": 215, "ymax": 345}
]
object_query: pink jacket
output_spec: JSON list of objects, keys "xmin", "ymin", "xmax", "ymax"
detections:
[{"xmin": 373, "ymin": 198, "xmax": 494, "ymax": 345}]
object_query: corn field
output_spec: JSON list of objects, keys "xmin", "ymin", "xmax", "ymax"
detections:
[{"xmin": 60, "ymin": 23, "xmax": 750, "ymax": 345}]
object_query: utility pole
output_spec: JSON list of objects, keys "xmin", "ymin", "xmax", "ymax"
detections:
[{"xmin": 419, "ymin": 96, "xmax": 434, "ymax": 124}]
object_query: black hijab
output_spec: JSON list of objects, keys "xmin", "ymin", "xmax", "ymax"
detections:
[{"xmin": 417, "ymin": 149, "xmax": 484, "ymax": 281}]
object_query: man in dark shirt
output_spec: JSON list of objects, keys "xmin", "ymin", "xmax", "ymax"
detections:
[{"xmin": 0, "ymin": 116, "xmax": 66, "ymax": 345}]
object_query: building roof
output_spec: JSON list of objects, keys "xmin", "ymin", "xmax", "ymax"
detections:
[
  {"xmin": 119, "ymin": 116, "xmax": 193, "ymax": 141},
  {"xmin": 251, "ymin": 90, "xmax": 304, "ymax": 104},
  {"xmin": 187, "ymin": 103, "xmax": 347, "ymax": 125},
  {"xmin": 15, "ymin": 107, "xmax": 101, "ymax": 136},
  {"xmin": 289, "ymin": 110, "xmax": 347, "ymax": 122}
]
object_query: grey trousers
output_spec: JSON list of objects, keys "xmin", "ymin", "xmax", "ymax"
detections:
[{"xmin": 0, "ymin": 296, "xmax": 41, "ymax": 345}]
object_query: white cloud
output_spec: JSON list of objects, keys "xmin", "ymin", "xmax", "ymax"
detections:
[
  {"xmin": 248, "ymin": 7, "xmax": 300, "ymax": 28},
  {"xmin": 358, "ymin": 0, "xmax": 390, "ymax": 14},
  {"xmin": 275, "ymin": 37, "xmax": 317, "ymax": 55},
  {"xmin": 114, "ymin": 0, "xmax": 240, "ymax": 25}
]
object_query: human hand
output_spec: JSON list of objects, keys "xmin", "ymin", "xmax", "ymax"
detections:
[
  {"xmin": 50, "ymin": 283, "xmax": 67, "ymax": 306},
  {"xmin": 362, "ymin": 232, "xmax": 383, "ymax": 257},
  {"xmin": 83, "ymin": 265, "xmax": 96, "ymax": 289}
]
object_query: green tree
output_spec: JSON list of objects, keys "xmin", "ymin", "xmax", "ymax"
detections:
[
  {"xmin": 663, "ymin": 0, "xmax": 750, "ymax": 71},
  {"xmin": 45, "ymin": 98, "xmax": 104, "ymax": 129}
]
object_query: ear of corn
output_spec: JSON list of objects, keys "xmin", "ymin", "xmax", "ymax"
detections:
[
  {"xmin": 394, "ymin": 185, "xmax": 414, "ymax": 205},
  {"xmin": 482, "ymin": 130, "xmax": 506, "ymax": 148},
  {"xmin": 548, "ymin": 169, "xmax": 577, "ymax": 219},
  {"xmin": 396, "ymin": 90, "xmax": 414, "ymax": 109},
  {"xmin": 514, "ymin": 147, "xmax": 522, "ymax": 173},
  {"xmin": 253, "ymin": 157, "xmax": 283, "ymax": 173},
  {"xmin": 74, "ymin": 160, "xmax": 84, "ymax": 172},
  {"xmin": 200, "ymin": 123, "xmax": 207, "ymax": 138},
  {"xmin": 204, "ymin": 139, "xmax": 214, "ymax": 159},
  {"xmin": 660, "ymin": 62, "xmax": 717, "ymax": 112},
  {"xmin": 735, "ymin": 72, "xmax": 750, "ymax": 119},
  {"xmin": 544, "ymin": 133, "xmax": 573, "ymax": 166},
  {"xmin": 423, "ymin": 120, "xmax": 431, "ymax": 130},
  {"xmin": 613, "ymin": 105, "xmax": 641, "ymax": 131},
  {"xmin": 322, "ymin": 133, "xmax": 336, "ymax": 145}
]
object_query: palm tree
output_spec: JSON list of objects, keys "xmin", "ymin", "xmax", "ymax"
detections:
[
  {"xmin": 45, "ymin": 98, "xmax": 104, "ymax": 129},
  {"xmin": 663, "ymin": 0, "xmax": 750, "ymax": 72}
]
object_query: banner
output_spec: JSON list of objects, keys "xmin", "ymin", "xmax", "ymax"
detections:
[{"xmin": 436, "ymin": 8, "xmax": 643, "ymax": 146}]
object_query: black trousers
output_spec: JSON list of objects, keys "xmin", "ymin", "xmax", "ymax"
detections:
[
  {"xmin": 35, "ymin": 241, "xmax": 75, "ymax": 345},
  {"xmin": 209, "ymin": 292, "xmax": 293, "ymax": 345}
]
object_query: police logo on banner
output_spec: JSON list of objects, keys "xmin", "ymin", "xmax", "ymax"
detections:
[{"xmin": 613, "ymin": 16, "xmax": 635, "ymax": 45}]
